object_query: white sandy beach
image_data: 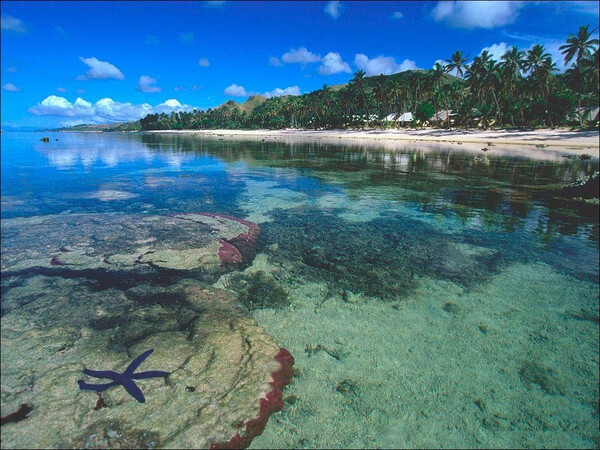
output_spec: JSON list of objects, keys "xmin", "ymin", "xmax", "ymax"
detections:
[{"xmin": 149, "ymin": 128, "xmax": 600, "ymax": 160}]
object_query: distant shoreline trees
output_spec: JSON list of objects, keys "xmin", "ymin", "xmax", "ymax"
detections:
[{"xmin": 140, "ymin": 26, "xmax": 599, "ymax": 132}]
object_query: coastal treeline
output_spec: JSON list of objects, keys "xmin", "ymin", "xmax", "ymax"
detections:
[{"xmin": 140, "ymin": 25, "xmax": 599, "ymax": 131}]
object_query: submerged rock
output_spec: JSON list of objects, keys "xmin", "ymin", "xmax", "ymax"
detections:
[
  {"xmin": 172, "ymin": 212, "xmax": 260, "ymax": 264},
  {"xmin": 1, "ymin": 276, "xmax": 293, "ymax": 449},
  {"xmin": 1, "ymin": 212, "xmax": 288, "ymax": 448},
  {"xmin": 561, "ymin": 171, "xmax": 599, "ymax": 199},
  {"xmin": 1, "ymin": 212, "xmax": 260, "ymax": 284}
]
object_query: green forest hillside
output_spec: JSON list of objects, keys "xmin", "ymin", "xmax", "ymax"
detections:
[
  {"xmin": 139, "ymin": 26, "xmax": 598, "ymax": 131},
  {"xmin": 140, "ymin": 69, "xmax": 469, "ymax": 131}
]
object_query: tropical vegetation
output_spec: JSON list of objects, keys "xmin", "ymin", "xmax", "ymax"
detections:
[{"xmin": 140, "ymin": 26, "xmax": 599, "ymax": 131}]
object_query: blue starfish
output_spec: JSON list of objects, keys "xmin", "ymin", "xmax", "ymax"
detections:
[{"xmin": 78, "ymin": 349, "xmax": 169, "ymax": 403}]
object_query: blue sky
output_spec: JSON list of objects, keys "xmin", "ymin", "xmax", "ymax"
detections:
[{"xmin": 2, "ymin": 1, "xmax": 598, "ymax": 129}]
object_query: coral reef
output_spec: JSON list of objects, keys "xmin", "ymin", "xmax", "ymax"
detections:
[
  {"xmin": 0, "ymin": 276, "xmax": 294, "ymax": 448},
  {"xmin": 173, "ymin": 213, "xmax": 260, "ymax": 263},
  {"xmin": 1, "ymin": 212, "xmax": 289, "ymax": 448},
  {"xmin": 225, "ymin": 271, "xmax": 290, "ymax": 310},
  {"xmin": 260, "ymin": 209, "xmax": 504, "ymax": 299},
  {"xmin": 1, "ymin": 212, "xmax": 260, "ymax": 285}
]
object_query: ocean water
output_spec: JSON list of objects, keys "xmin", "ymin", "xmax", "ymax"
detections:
[{"xmin": 1, "ymin": 131, "xmax": 598, "ymax": 448}]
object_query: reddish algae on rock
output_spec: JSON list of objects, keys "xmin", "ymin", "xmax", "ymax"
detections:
[{"xmin": 210, "ymin": 348, "xmax": 295, "ymax": 449}]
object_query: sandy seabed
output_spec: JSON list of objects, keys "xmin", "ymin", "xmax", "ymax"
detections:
[
  {"xmin": 228, "ymin": 258, "xmax": 599, "ymax": 449},
  {"xmin": 149, "ymin": 128, "xmax": 600, "ymax": 160},
  {"xmin": 204, "ymin": 142, "xmax": 600, "ymax": 448}
]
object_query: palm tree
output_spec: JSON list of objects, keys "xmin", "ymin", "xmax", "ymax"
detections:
[
  {"xmin": 473, "ymin": 103, "xmax": 493, "ymax": 130},
  {"xmin": 413, "ymin": 76, "xmax": 425, "ymax": 113},
  {"xmin": 297, "ymin": 97, "xmax": 311, "ymax": 128},
  {"xmin": 500, "ymin": 46, "xmax": 526, "ymax": 126},
  {"xmin": 158, "ymin": 112, "xmax": 171, "ymax": 129},
  {"xmin": 560, "ymin": 25, "xmax": 599, "ymax": 126},
  {"xmin": 500, "ymin": 46, "xmax": 525, "ymax": 87},
  {"xmin": 585, "ymin": 48, "xmax": 599, "ymax": 92},
  {"xmin": 524, "ymin": 44, "xmax": 557, "ymax": 127},
  {"xmin": 430, "ymin": 62, "xmax": 446, "ymax": 89},
  {"xmin": 280, "ymin": 96, "xmax": 298, "ymax": 128},
  {"xmin": 389, "ymin": 79, "xmax": 406, "ymax": 128},
  {"xmin": 374, "ymin": 75, "xmax": 389, "ymax": 122},
  {"xmin": 466, "ymin": 51, "xmax": 502, "ymax": 126},
  {"xmin": 308, "ymin": 92, "xmax": 323, "ymax": 129},
  {"xmin": 429, "ymin": 62, "xmax": 447, "ymax": 126},
  {"xmin": 338, "ymin": 87, "xmax": 354, "ymax": 127},
  {"xmin": 524, "ymin": 44, "xmax": 554, "ymax": 77},
  {"xmin": 350, "ymin": 70, "xmax": 371, "ymax": 127},
  {"xmin": 466, "ymin": 51, "xmax": 488, "ymax": 102},
  {"xmin": 320, "ymin": 84, "xmax": 332, "ymax": 123},
  {"xmin": 446, "ymin": 50, "xmax": 469, "ymax": 78},
  {"xmin": 559, "ymin": 24, "xmax": 599, "ymax": 67}
]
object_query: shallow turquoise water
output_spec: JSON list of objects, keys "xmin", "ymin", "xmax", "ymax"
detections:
[{"xmin": 1, "ymin": 131, "xmax": 598, "ymax": 448}]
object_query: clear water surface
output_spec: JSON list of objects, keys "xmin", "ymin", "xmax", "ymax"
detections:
[{"xmin": 1, "ymin": 131, "xmax": 598, "ymax": 448}]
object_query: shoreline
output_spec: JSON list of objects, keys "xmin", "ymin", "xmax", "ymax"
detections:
[{"xmin": 147, "ymin": 128, "xmax": 600, "ymax": 160}]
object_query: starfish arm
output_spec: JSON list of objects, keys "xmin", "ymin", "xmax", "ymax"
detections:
[
  {"xmin": 124, "ymin": 349, "xmax": 154, "ymax": 376},
  {"xmin": 121, "ymin": 377, "xmax": 146, "ymax": 403},
  {"xmin": 78, "ymin": 379, "xmax": 119, "ymax": 392},
  {"xmin": 83, "ymin": 369, "xmax": 120, "ymax": 379},
  {"xmin": 131, "ymin": 370, "xmax": 170, "ymax": 379}
]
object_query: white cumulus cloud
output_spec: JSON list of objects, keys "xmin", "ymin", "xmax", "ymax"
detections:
[
  {"xmin": 431, "ymin": 1, "xmax": 524, "ymax": 29},
  {"xmin": 198, "ymin": 58, "xmax": 210, "ymax": 67},
  {"xmin": 224, "ymin": 84, "xmax": 249, "ymax": 97},
  {"xmin": 324, "ymin": 1, "xmax": 344, "ymax": 19},
  {"xmin": 94, "ymin": 98, "xmax": 143, "ymax": 121},
  {"xmin": 391, "ymin": 11, "xmax": 404, "ymax": 20},
  {"xmin": 263, "ymin": 86, "xmax": 301, "ymax": 98},
  {"xmin": 269, "ymin": 56, "xmax": 283, "ymax": 67},
  {"xmin": 281, "ymin": 47, "xmax": 322, "ymax": 64},
  {"xmin": 3, "ymin": 83, "xmax": 22, "ymax": 92},
  {"xmin": 154, "ymin": 99, "xmax": 188, "ymax": 114},
  {"xmin": 29, "ymin": 95, "xmax": 94, "ymax": 117},
  {"xmin": 77, "ymin": 57, "xmax": 125, "ymax": 81},
  {"xmin": 224, "ymin": 84, "xmax": 301, "ymax": 98},
  {"xmin": 29, "ymin": 95, "xmax": 192, "ymax": 123},
  {"xmin": 354, "ymin": 54, "xmax": 419, "ymax": 76},
  {"xmin": 480, "ymin": 42, "xmax": 510, "ymax": 61},
  {"xmin": 318, "ymin": 52, "xmax": 352, "ymax": 75},
  {"xmin": 137, "ymin": 75, "xmax": 162, "ymax": 93},
  {"xmin": 279, "ymin": 47, "xmax": 351, "ymax": 76},
  {"xmin": 1, "ymin": 14, "xmax": 26, "ymax": 33}
]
